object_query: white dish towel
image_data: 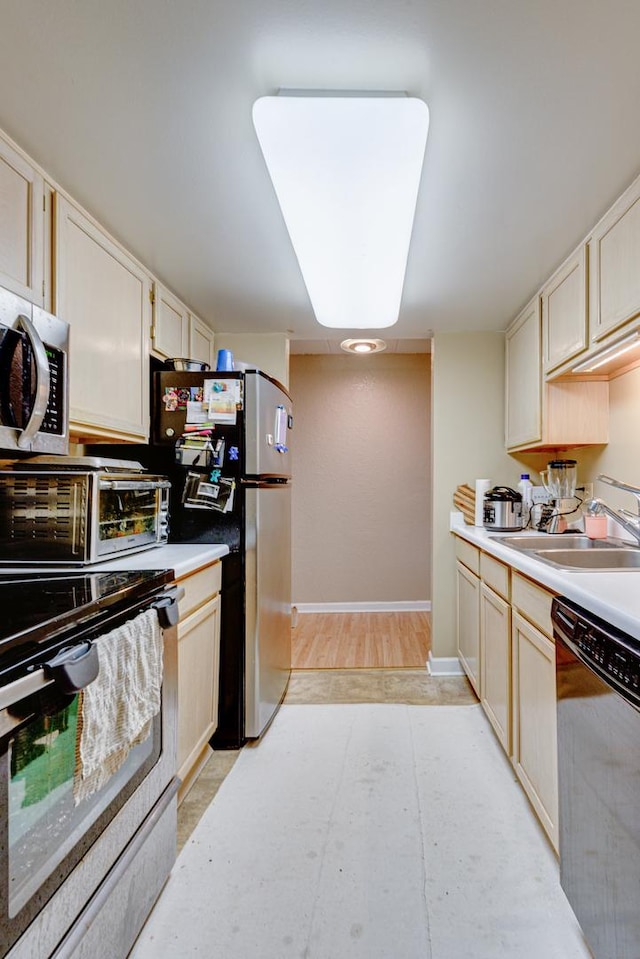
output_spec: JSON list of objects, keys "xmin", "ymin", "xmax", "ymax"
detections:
[{"xmin": 74, "ymin": 608, "xmax": 163, "ymax": 804}]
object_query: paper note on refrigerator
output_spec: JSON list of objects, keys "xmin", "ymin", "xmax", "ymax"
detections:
[{"xmin": 203, "ymin": 379, "xmax": 240, "ymax": 424}]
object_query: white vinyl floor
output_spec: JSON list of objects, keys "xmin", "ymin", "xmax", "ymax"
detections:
[{"xmin": 131, "ymin": 704, "xmax": 593, "ymax": 959}]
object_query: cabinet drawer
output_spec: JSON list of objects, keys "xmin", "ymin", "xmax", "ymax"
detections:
[
  {"xmin": 480, "ymin": 552, "xmax": 510, "ymax": 601},
  {"xmin": 178, "ymin": 561, "xmax": 222, "ymax": 619},
  {"xmin": 455, "ymin": 537, "xmax": 480, "ymax": 575},
  {"xmin": 511, "ymin": 572, "xmax": 556, "ymax": 638}
]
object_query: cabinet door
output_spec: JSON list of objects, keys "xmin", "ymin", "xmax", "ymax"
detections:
[
  {"xmin": 189, "ymin": 314, "xmax": 215, "ymax": 368},
  {"xmin": 505, "ymin": 297, "xmax": 541, "ymax": 449},
  {"xmin": 177, "ymin": 594, "xmax": 221, "ymax": 788},
  {"xmin": 480, "ymin": 583, "xmax": 511, "ymax": 754},
  {"xmin": 151, "ymin": 283, "xmax": 189, "ymax": 360},
  {"xmin": 54, "ymin": 195, "xmax": 151, "ymax": 441},
  {"xmin": 456, "ymin": 561, "xmax": 480, "ymax": 696},
  {"xmin": 542, "ymin": 245, "xmax": 588, "ymax": 373},
  {"xmin": 512, "ymin": 611, "xmax": 558, "ymax": 851},
  {"xmin": 589, "ymin": 174, "xmax": 640, "ymax": 343},
  {"xmin": 0, "ymin": 136, "xmax": 44, "ymax": 305}
]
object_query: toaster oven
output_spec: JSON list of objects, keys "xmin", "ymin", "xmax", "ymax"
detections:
[{"xmin": 0, "ymin": 456, "xmax": 170, "ymax": 565}]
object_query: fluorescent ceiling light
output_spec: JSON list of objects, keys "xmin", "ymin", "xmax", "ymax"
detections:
[
  {"xmin": 340, "ymin": 338, "xmax": 387, "ymax": 354},
  {"xmin": 572, "ymin": 331, "xmax": 640, "ymax": 372},
  {"xmin": 253, "ymin": 91, "xmax": 429, "ymax": 329}
]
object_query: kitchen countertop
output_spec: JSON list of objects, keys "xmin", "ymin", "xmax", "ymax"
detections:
[
  {"xmin": 0, "ymin": 543, "xmax": 229, "ymax": 580},
  {"xmin": 451, "ymin": 515, "xmax": 640, "ymax": 641}
]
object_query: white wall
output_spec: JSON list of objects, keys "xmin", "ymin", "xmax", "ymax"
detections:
[
  {"xmin": 289, "ymin": 353, "xmax": 431, "ymax": 606},
  {"xmin": 213, "ymin": 332, "xmax": 290, "ymax": 388},
  {"xmin": 431, "ymin": 331, "xmax": 522, "ymax": 660}
]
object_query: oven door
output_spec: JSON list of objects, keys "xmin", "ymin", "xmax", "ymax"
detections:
[
  {"xmin": 94, "ymin": 478, "xmax": 171, "ymax": 559},
  {"xmin": 0, "ymin": 613, "xmax": 170, "ymax": 956}
]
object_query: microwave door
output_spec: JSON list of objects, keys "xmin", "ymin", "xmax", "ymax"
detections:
[
  {"xmin": 15, "ymin": 314, "xmax": 50, "ymax": 448},
  {"xmin": 0, "ymin": 325, "xmax": 23, "ymax": 429},
  {"xmin": 0, "ymin": 316, "xmax": 51, "ymax": 449}
]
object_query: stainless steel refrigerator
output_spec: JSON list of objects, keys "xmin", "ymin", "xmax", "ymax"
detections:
[{"xmin": 141, "ymin": 367, "xmax": 293, "ymax": 748}]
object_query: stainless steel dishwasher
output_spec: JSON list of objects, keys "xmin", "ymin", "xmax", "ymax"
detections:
[{"xmin": 553, "ymin": 596, "xmax": 640, "ymax": 959}]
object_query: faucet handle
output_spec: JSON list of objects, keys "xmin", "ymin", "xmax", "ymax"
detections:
[
  {"xmin": 597, "ymin": 474, "xmax": 640, "ymax": 510},
  {"xmin": 618, "ymin": 507, "xmax": 640, "ymax": 527}
]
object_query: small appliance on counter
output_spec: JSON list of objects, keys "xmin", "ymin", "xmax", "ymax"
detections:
[
  {"xmin": 482, "ymin": 486, "xmax": 523, "ymax": 531},
  {"xmin": 536, "ymin": 459, "xmax": 583, "ymax": 533},
  {"xmin": 0, "ymin": 455, "xmax": 170, "ymax": 565}
]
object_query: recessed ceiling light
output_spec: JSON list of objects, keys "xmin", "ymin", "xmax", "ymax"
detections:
[
  {"xmin": 340, "ymin": 338, "xmax": 387, "ymax": 354},
  {"xmin": 253, "ymin": 91, "xmax": 429, "ymax": 329}
]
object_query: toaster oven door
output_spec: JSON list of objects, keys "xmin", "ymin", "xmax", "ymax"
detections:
[{"xmin": 95, "ymin": 478, "xmax": 171, "ymax": 558}]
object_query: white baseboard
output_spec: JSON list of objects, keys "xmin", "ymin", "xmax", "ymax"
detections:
[
  {"xmin": 293, "ymin": 601, "xmax": 431, "ymax": 614},
  {"xmin": 426, "ymin": 651, "xmax": 464, "ymax": 676}
]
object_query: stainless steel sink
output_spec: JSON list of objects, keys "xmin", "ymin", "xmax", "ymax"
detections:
[
  {"xmin": 532, "ymin": 548, "xmax": 640, "ymax": 570},
  {"xmin": 492, "ymin": 534, "xmax": 622, "ymax": 551},
  {"xmin": 490, "ymin": 532, "xmax": 640, "ymax": 570}
]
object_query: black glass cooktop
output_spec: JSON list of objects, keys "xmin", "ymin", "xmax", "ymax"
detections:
[{"xmin": 0, "ymin": 569, "xmax": 174, "ymax": 674}]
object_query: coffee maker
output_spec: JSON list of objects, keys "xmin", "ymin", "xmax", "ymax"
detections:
[{"xmin": 538, "ymin": 459, "xmax": 582, "ymax": 533}]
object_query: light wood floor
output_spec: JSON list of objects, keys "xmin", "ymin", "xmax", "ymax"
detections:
[{"xmin": 291, "ymin": 611, "xmax": 431, "ymax": 669}]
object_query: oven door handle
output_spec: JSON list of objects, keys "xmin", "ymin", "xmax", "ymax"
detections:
[
  {"xmin": 99, "ymin": 479, "xmax": 172, "ymax": 491},
  {"xmin": 43, "ymin": 640, "xmax": 100, "ymax": 695},
  {"xmin": 152, "ymin": 586, "xmax": 184, "ymax": 629},
  {"xmin": 0, "ymin": 641, "xmax": 100, "ymax": 715},
  {"xmin": 16, "ymin": 313, "xmax": 51, "ymax": 450}
]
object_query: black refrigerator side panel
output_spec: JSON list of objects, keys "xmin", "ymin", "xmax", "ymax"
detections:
[{"xmin": 210, "ymin": 549, "xmax": 246, "ymax": 749}]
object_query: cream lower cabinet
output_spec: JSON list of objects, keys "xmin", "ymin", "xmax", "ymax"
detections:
[
  {"xmin": 176, "ymin": 561, "xmax": 222, "ymax": 803},
  {"xmin": 54, "ymin": 194, "xmax": 151, "ymax": 442},
  {"xmin": 455, "ymin": 538, "xmax": 481, "ymax": 695},
  {"xmin": 480, "ymin": 582, "xmax": 511, "ymax": 754},
  {"xmin": 511, "ymin": 574, "xmax": 558, "ymax": 852},
  {"xmin": 453, "ymin": 535, "xmax": 558, "ymax": 851},
  {"xmin": 456, "ymin": 562, "xmax": 480, "ymax": 696}
]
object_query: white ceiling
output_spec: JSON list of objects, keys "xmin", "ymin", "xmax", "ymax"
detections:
[{"xmin": 2, "ymin": 1, "xmax": 640, "ymax": 349}]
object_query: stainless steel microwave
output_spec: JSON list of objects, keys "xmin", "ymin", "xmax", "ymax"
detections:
[
  {"xmin": 0, "ymin": 287, "xmax": 69, "ymax": 454},
  {"xmin": 0, "ymin": 456, "xmax": 170, "ymax": 565}
]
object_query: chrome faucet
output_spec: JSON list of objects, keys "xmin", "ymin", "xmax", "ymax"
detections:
[{"xmin": 587, "ymin": 474, "xmax": 640, "ymax": 546}]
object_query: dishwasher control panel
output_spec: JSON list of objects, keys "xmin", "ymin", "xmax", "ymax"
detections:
[{"xmin": 552, "ymin": 597, "xmax": 640, "ymax": 706}]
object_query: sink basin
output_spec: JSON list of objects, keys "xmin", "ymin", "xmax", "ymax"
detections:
[
  {"xmin": 493, "ymin": 534, "xmax": 621, "ymax": 551},
  {"xmin": 532, "ymin": 548, "xmax": 640, "ymax": 570}
]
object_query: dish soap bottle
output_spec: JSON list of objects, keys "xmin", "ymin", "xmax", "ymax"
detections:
[{"xmin": 517, "ymin": 473, "xmax": 533, "ymax": 527}]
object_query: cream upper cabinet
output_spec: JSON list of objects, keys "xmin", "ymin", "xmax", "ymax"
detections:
[
  {"xmin": 542, "ymin": 244, "xmax": 588, "ymax": 373},
  {"xmin": 506, "ymin": 295, "xmax": 608, "ymax": 452},
  {"xmin": 151, "ymin": 282, "xmax": 189, "ymax": 360},
  {"xmin": 0, "ymin": 135, "xmax": 45, "ymax": 306},
  {"xmin": 505, "ymin": 297, "xmax": 541, "ymax": 449},
  {"xmin": 189, "ymin": 314, "xmax": 215, "ymax": 368},
  {"xmin": 54, "ymin": 195, "xmax": 151, "ymax": 442},
  {"xmin": 589, "ymin": 173, "xmax": 640, "ymax": 343}
]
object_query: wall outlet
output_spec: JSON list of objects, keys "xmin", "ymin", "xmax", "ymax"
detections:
[{"xmin": 531, "ymin": 485, "xmax": 550, "ymax": 504}]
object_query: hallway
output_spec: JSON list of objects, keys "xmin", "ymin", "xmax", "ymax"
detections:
[{"xmin": 291, "ymin": 611, "xmax": 431, "ymax": 669}]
